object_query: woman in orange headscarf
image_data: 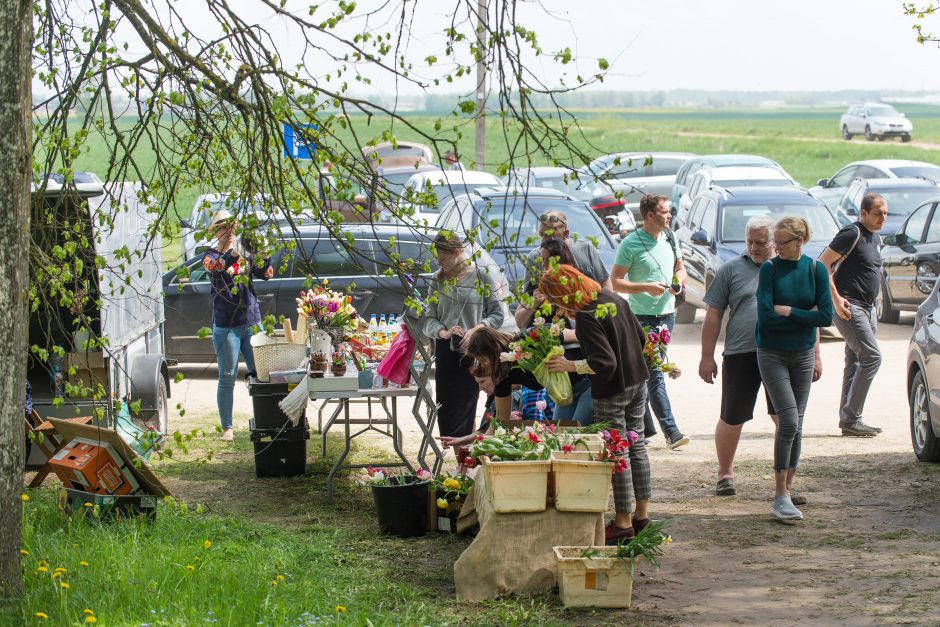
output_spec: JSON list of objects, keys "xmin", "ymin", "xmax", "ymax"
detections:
[{"xmin": 541, "ymin": 264, "xmax": 653, "ymax": 545}]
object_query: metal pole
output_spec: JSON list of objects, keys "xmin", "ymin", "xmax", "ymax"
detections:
[{"xmin": 475, "ymin": 0, "xmax": 487, "ymax": 169}]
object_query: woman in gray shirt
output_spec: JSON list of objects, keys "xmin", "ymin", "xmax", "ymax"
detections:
[{"xmin": 422, "ymin": 232, "xmax": 505, "ymax": 436}]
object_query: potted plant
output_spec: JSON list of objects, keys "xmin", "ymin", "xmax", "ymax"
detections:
[
  {"xmin": 468, "ymin": 423, "xmax": 554, "ymax": 513},
  {"xmin": 554, "ymin": 519, "xmax": 671, "ymax": 608},
  {"xmin": 552, "ymin": 429, "xmax": 637, "ymax": 512},
  {"xmin": 358, "ymin": 467, "xmax": 430, "ymax": 537},
  {"xmin": 309, "ymin": 350, "xmax": 328, "ymax": 378},
  {"xmin": 330, "ymin": 347, "xmax": 347, "ymax": 377}
]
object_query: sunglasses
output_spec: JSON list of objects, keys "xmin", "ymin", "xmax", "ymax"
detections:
[{"xmin": 539, "ymin": 213, "xmax": 567, "ymax": 227}]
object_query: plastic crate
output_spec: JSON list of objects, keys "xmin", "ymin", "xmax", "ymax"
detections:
[
  {"xmin": 249, "ymin": 418, "xmax": 309, "ymax": 478},
  {"xmin": 247, "ymin": 377, "xmax": 307, "ymax": 431}
]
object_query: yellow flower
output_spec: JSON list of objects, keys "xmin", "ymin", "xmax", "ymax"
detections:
[
  {"xmin": 335, "ymin": 606, "xmax": 347, "ymax": 613},
  {"xmin": 79, "ymin": 561, "xmax": 89, "ymax": 567},
  {"xmin": 83, "ymin": 609, "xmax": 94, "ymax": 615},
  {"xmin": 270, "ymin": 580, "xmax": 278, "ymax": 586},
  {"xmin": 51, "ymin": 572, "xmax": 61, "ymax": 579},
  {"xmin": 85, "ymin": 616, "xmax": 97, "ymax": 624},
  {"xmin": 21, "ymin": 493, "xmax": 29, "ymax": 502},
  {"xmin": 36, "ymin": 566, "xmax": 48, "ymax": 574},
  {"xmin": 436, "ymin": 498, "xmax": 448, "ymax": 509},
  {"xmin": 276, "ymin": 575, "xmax": 285, "ymax": 581},
  {"xmin": 185, "ymin": 565, "xmax": 195, "ymax": 572},
  {"xmin": 83, "ymin": 502, "xmax": 93, "ymax": 508},
  {"xmin": 664, "ymin": 536, "xmax": 672, "ymax": 545},
  {"xmin": 34, "ymin": 612, "xmax": 48, "ymax": 620},
  {"xmin": 19, "ymin": 549, "xmax": 28, "ymax": 556},
  {"xmin": 203, "ymin": 540, "xmax": 212, "ymax": 550},
  {"xmin": 442, "ymin": 478, "xmax": 461, "ymax": 491},
  {"xmin": 54, "ymin": 568, "xmax": 66, "ymax": 574},
  {"xmin": 59, "ymin": 582, "xmax": 70, "ymax": 589},
  {"xmin": 323, "ymin": 278, "xmax": 329, "ymax": 286}
]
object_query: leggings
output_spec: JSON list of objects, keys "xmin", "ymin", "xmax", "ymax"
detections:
[
  {"xmin": 757, "ymin": 347, "xmax": 815, "ymax": 472},
  {"xmin": 434, "ymin": 339, "xmax": 480, "ymax": 437}
]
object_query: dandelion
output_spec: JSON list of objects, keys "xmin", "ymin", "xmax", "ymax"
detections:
[
  {"xmin": 80, "ymin": 561, "xmax": 89, "ymax": 567},
  {"xmin": 203, "ymin": 540, "xmax": 212, "ymax": 550},
  {"xmin": 51, "ymin": 572, "xmax": 61, "ymax": 579},
  {"xmin": 19, "ymin": 549, "xmax": 28, "ymax": 556},
  {"xmin": 186, "ymin": 565, "xmax": 195, "ymax": 572},
  {"xmin": 85, "ymin": 616, "xmax": 97, "ymax": 624},
  {"xmin": 21, "ymin": 493, "xmax": 29, "ymax": 502},
  {"xmin": 276, "ymin": 575, "xmax": 285, "ymax": 581},
  {"xmin": 36, "ymin": 566, "xmax": 48, "ymax": 574},
  {"xmin": 60, "ymin": 582, "xmax": 70, "ymax": 589},
  {"xmin": 270, "ymin": 580, "xmax": 278, "ymax": 586},
  {"xmin": 34, "ymin": 612, "xmax": 48, "ymax": 620},
  {"xmin": 335, "ymin": 606, "xmax": 347, "ymax": 613},
  {"xmin": 83, "ymin": 609, "xmax": 94, "ymax": 615},
  {"xmin": 54, "ymin": 567, "xmax": 66, "ymax": 574}
]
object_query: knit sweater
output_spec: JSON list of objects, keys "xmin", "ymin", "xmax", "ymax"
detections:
[
  {"xmin": 574, "ymin": 289, "xmax": 650, "ymax": 400},
  {"xmin": 755, "ymin": 255, "xmax": 833, "ymax": 351},
  {"xmin": 421, "ymin": 267, "xmax": 505, "ymax": 339}
]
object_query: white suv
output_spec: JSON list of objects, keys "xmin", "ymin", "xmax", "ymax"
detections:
[{"xmin": 840, "ymin": 103, "xmax": 912, "ymax": 142}]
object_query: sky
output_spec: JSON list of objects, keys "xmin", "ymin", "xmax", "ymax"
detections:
[{"xmin": 53, "ymin": 0, "xmax": 940, "ymax": 99}]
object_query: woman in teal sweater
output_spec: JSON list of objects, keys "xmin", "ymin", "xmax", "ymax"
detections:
[{"xmin": 756, "ymin": 216, "xmax": 832, "ymax": 523}]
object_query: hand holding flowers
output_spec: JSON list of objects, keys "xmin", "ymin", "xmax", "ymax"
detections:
[{"xmin": 642, "ymin": 324, "xmax": 681, "ymax": 379}]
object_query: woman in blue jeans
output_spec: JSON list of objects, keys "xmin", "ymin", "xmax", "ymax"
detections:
[
  {"xmin": 203, "ymin": 209, "xmax": 273, "ymax": 441},
  {"xmin": 756, "ymin": 216, "xmax": 831, "ymax": 522}
]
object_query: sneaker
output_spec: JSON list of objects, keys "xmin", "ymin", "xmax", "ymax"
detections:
[
  {"xmin": 771, "ymin": 495, "xmax": 803, "ymax": 522},
  {"xmin": 840, "ymin": 420, "xmax": 879, "ymax": 437},
  {"xmin": 789, "ymin": 490, "xmax": 807, "ymax": 506},
  {"xmin": 716, "ymin": 477, "xmax": 736, "ymax": 496},
  {"xmin": 221, "ymin": 428, "xmax": 234, "ymax": 441},
  {"xmin": 667, "ymin": 431, "xmax": 690, "ymax": 450},
  {"xmin": 604, "ymin": 522, "xmax": 635, "ymax": 546}
]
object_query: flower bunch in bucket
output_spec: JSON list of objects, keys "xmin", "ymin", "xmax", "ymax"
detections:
[
  {"xmin": 356, "ymin": 466, "xmax": 428, "ymax": 487},
  {"xmin": 431, "ymin": 472, "xmax": 474, "ymax": 511},
  {"xmin": 641, "ymin": 324, "xmax": 680, "ymax": 379},
  {"xmin": 499, "ymin": 318, "xmax": 572, "ymax": 405},
  {"xmin": 296, "ymin": 280, "xmax": 359, "ymax": 336}
]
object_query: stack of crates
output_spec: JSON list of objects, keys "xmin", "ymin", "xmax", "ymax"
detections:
[{"xmin": 247, "ymin": 377, "xmax": 309, "ymax": 477}]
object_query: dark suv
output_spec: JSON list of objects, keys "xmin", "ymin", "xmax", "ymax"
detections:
[
  {"xmin": 162, "ymin": 224, "xmax": 436, "ymax": 362},
  {"xmin": 673, "ymin": 186, "xmax": 839, "ymax": 323}
]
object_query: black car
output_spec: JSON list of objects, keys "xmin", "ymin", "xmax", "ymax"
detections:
[
  {"xmin": 434, "ymin": 186, "xmax": 617, "ymax": 289},
  {"xmin": 879, "ymin": 196, "xmax": 940, "ymax": 323},
  {"xmin": 674, "ymin": 186, "xmax": 839, "ymax": 323},
  {"xmin": 163, "ymin": 224, "xmax": 436, "ymax": 362},
  {"xmin": 907, "ymin": 279, "xmax": 940, "ymax": 461}
]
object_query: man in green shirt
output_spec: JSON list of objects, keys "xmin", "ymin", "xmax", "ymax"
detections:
[{"xmin": 611, "ymin": 194, "xmax": 689, "ymax": 449}]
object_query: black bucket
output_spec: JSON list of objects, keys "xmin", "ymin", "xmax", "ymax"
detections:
[{"xmin": 371, "ymin": 476, "xmax": 430, "ymax": 538}]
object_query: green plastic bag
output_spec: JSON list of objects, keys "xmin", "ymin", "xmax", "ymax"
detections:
[{"xmin": 532, "ymin": 346, "xmax": 573, "ymax": 406}]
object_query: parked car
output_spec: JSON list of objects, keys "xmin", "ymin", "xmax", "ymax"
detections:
[
  {"xmin": 503, "ymin": 167, "xmax": 634, "ymax": 238},
  {"xmin": 435, "ymin": 186, "xmax": 617, "ymax": 287},
  {"xmin": 672, "ymin": 155, "xmax": 790, "ymax": 223},
  {"xmin": 879, "ymin": 196, "xmax": 940, "ymax": 323},
  {"xmin": 583, "ymin": 151, "xmax": 694, "ymax": 212},
  {"xmin": 840, "ymin": 103, "xmax": 912, "ymax": 142},
  {"xmin": 398, "ymin": 169, "xmax": 501, "ymax": 226},
  {"xmin": 907, "ymin": 279, "xmax": 940, "ymax": 461},
  {"xmin": 163, "ymin": 224, "xmax": 439, "ymax": 362},
  {"xmin": 833, "ymin": 177, "xmax": 940, "ymax": 233},
  {"xmin": 679, "ymin": 165, "xmax": 796, "ymax": 220},
  {"xmin": 810, "ymin": 159, "xmax": 940, "ymax": 210},
  {"xmin": 673, "ymin": 186, "xmax": 840, "ymax": 324},
  {"xmin": 362, "ymin": 141, "xmax": 433, "ymax": 170}
]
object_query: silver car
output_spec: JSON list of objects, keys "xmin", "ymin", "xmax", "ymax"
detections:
[
  {"xmin": 809, "ymin": 159, "xmax": 940, "ymax": 209},
  {"xmin": 840, "ymin": 103, "xmax": 912, "ymax": 142},
  {"xmin": 582, "ymin": 151, "xmax": 694, "ymax": 216}
]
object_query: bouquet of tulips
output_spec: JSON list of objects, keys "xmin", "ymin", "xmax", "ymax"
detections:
[
  {"xmin": 296, "ymin": 279, "xmax": 358, "ymax": 335},
  {"xmin": 642, "ymin": 324, "xmax": 680, "ymax": 379},
  {"xmin": 499, "ymin": 317, "xmax": 572, "ymax": 405}
]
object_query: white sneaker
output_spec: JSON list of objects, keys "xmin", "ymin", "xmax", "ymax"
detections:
[
  {"xmin": 771, "ymin": 495, "xmax": 803, "ymax": 522},
  {"xmin": 221, "ymin": 428, "xmax": 234, "ymax": 441}
]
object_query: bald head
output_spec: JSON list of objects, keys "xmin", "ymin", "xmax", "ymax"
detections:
[{"xmin": 538, "ymin": 210, "xmax": 569, "ymax": 240}]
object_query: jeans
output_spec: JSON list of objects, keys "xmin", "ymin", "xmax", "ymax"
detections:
[
  {"xmin": 552, "ymin": 376, "xmax": 594, "ymax": 426},
  {"xmin": 757, "ymin": 347, "xmax": 815, "ymax": 472},
  {"xmin": 833, "ymin": 304, "xmax": 881, "ymax": 425},
  {"xmin": 212, "ymin": 324, "xmax": 256, "ymax": 430},
  {"xmin": 593, "ymin": 382, "xmax": 650, "ymax": 514},
  {"xmin": 635, "ymin": 314, "xmax": 680, "ymax": 437}
]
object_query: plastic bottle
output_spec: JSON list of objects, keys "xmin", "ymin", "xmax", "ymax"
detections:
[
  {"xmin": 378, "ymin": 314, "xmax": 388, "ymax": 345},
  {"xmin": 50, "ymin": 349, "xmax": 65, "ymax": 397},
  {"xmin": 369, "ymin": 314, "xmax": 379, "ymax": 344},
  {"xmin": 387, "ymin": 314, "xmax": 399, "ymax": 342}
]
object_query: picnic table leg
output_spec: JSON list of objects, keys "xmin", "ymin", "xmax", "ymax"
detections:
[
  {"xmin": 388, "ymin": 397, "xmax": 414, "ymax": 473},
  {"xmin": 326, "ymin": 399, "xmax": 352, "ymax": 503},
  {"xmin": 321, "ymin": 401, "xmax": 344, "ymax": 457}
]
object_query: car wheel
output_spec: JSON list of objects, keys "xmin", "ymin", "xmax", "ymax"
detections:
[
  {"xmin": 902, "ymin": 134, "xmax": 912, "ymax": 143},
  {"xmin": 865, "ymin": 126, "xmax": 875, "ymax": 141},
  {"xmin": 842, "ymin": 125, "xmax": 852, "ymax": 140},
  {"xmin": 876, "ymin": 279, "xmax": 900, "ymax": 324},
  {"xmin": 675, "ymin": 302, "xmax": 697, "ymax": 324},
  {"xmin": 133, "ymin": 377, "xmax": 169, "ymax": 451},
  {"xmin": 911, "ymin": 370, "xmax": 940, "ymax": 462}
]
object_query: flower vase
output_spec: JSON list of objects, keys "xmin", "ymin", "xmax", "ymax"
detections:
[
  {"xmin": 309, "ymin": 327, "xmax": 332, "ymax": 357},
  {"xmin": 330, "ymin": 364, "xmax": 347, "ymax": 377},
  {"xmin": 309, "ymin": 352, "xmax": 328, "ymax": 378}
]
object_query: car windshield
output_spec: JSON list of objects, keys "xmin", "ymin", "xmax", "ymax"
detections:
[
  {"xmin": 874, "ymin": 188, "xmax": 940, "ymax": 217},
  {"xmin": 889, "ymin": 166, "xmax": 940, "ymax": 183},
  {"xmin": 420, "ymin": 183, "xmax": 497, "ymax": 213},
  {"xmin": 713, "ymin": 178, "xmax": 792, "ymax": 188},
  {"xmin": 471, "ymin": 197, "xmax": 613, "ymax": 249},
  {"xmin": 721, "ymin": 204, "xmax": 838, "ymax": 243},
  {"xmin": 379, "ymin": 171, "xmax": 420, "ymax": 197},
  {"xmin": 867, "ymin": 105, "xmax": 899, "ymax": 117}
]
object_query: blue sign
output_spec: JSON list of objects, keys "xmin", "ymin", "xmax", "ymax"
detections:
[{"xmin": 283, "ymin": 123, "xmax": 316, "ymax": 160}]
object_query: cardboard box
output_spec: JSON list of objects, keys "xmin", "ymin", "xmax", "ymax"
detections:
[
  {"xmin": 49, "ymin": 437, "xmax": 141, "ymax": 495},
  {"xmin": 66, "ymin": 351, "xmax": 108, "ymax": 388}
]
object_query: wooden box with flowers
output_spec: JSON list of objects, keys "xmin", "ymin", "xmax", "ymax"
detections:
[
  {"xmin": 422, "ymin": 471, "xmax": 474, "ymax": 533},
  {"xmin": 552, "ymin": 429, "xmax": 637, "ymax": 513}
]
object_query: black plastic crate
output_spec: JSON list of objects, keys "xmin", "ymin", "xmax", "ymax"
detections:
[
  {"xmin": 249, "ymin": 418, "xmax": 309, "ymax": 478},
  {"xmin": 247, "ymin": 377, "xmax": 308, "ymax": 431},
  {"xmin": 56, "ymin": 487, "xmax": 158, "ymax": 521}
]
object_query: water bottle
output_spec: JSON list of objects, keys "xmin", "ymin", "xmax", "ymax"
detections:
[
  {"xmin": 369, "ymin": 314, "xmax": 379, "ymax": 344},
  {"xmin": 388, "ymin": 314, "xmax": 399, "ymax": 341}
]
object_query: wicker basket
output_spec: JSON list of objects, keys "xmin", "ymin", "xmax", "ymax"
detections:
[{"xmin": 253, "ymin": 342, "xmax": 307, "ymax": 382}]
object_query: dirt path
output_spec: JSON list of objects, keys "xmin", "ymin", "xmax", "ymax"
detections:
[{"xmin": 164, "ymin": 313, "xmax": 940, "ymax": 625}]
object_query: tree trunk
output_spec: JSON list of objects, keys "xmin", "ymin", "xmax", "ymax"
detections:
[{"xmin": 0, "ymin": 0, "xmax": 32, "ymax": 598}]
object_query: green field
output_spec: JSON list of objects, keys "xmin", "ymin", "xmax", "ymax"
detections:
[{"xmin": 57, "ymin": 105, "xmax": 940, "ymax": 266}]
